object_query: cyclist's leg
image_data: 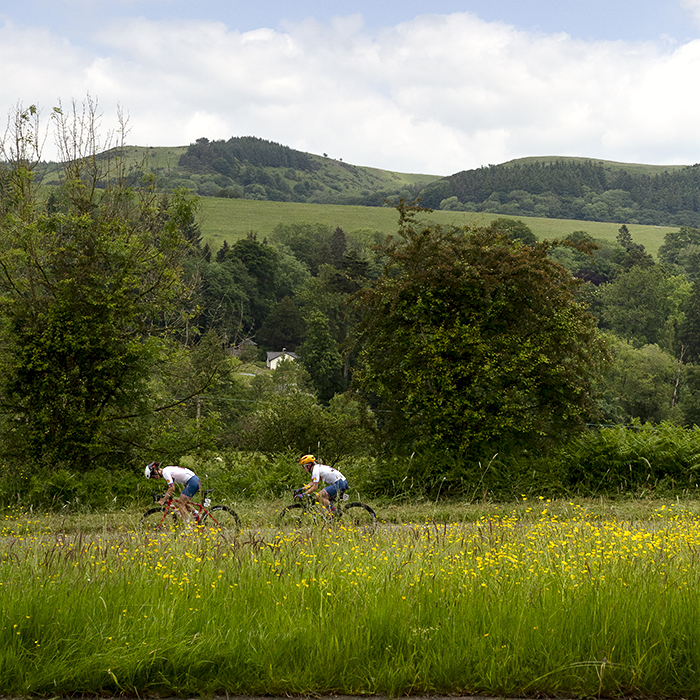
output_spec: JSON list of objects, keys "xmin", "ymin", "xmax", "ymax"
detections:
[
  {"xmin": 178, "ymin": 476, "xmax": 201, "ymax": 521},
  {"xmin": 322, "ymin": 478, "xmax": 346, "ymax": 512},
  {"xmin": 318, "ymin": 487, "xmax": 332, "ymax": 510}
]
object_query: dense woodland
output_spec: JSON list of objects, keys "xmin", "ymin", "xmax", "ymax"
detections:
[
  {"xmin": 419, "ymin": 161, "xmax": 700, "ymax": 227},
  {"xmin": 2, "ymin": 102, "xmax": 700, "ymax": 508}
]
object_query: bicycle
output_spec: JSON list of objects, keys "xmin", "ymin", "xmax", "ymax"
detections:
[
  {"xmin": 140, "ymin": 489, "xmax": 240, "ymax": 533},
  {"xmin": 279, "ymin": 489, "xmax": 376, "ymax": 527}
]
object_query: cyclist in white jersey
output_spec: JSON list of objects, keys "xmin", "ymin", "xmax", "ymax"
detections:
[
  {"xmin": 144, "ymin": 462, "xmax": 201, "ymax": 522},
  {"xmin": 298, "ymin": 454, "xmax": 348, "ymax": 513}
]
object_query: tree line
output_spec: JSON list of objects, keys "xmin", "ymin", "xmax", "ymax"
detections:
[
  {"xmin": 418, "ymin": 161, "xmax": 700, "ymax": 227},
  {"xmin": 3, "ymin": 101, "xmax": 700, "ymax": 506}
]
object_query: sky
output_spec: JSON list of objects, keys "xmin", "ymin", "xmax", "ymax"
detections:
[{"xmin": 1, "ymin": 0, "xmax": 700, "ymax": 174}]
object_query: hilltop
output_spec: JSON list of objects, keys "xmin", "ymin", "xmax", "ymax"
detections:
[{"xmin": 40, "ymin": 137, "xmax": 441, "ymax": 207}]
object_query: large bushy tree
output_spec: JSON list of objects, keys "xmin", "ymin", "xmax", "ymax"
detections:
[
  {"xmin": 353, "ymin": 201, "xmax": 609, "ymax": 455},
  {"xmin": 0, "ymin": 100, "xmax": 215, "ymax": 469}
]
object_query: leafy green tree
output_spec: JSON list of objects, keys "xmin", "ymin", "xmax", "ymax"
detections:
[
  {"xmin": 353, "ymin": 201, "xmax": 608, "ymax": 455},
  {"xmin": 680, "ymin": 364, "xmax": 700, "ymax": 427},
  {"xmin": 256, "ymin": 296, "xmax": 306, "ymax": 351},
  {"xmin": 0, "ymin": 100, "xmax": 212, "ymax": 469},
  {"xmin": 484, "ymin": 217, "xmax": 537, "ymax": 245},
  {"xmin": 298, "ymin": 310, "xmax": 344, "ymax": 402},
  {"xmin": 616, "ymin": 224, "xmax": 654, "ymax": 269},
  {"xmin": 598, "ymin": 336, "xmax": 681, "ymax": 424},
  {"xmin": 597, "ymin": 266, "xmax": 691, "ymax": 353},
  {"xmin": 329, "ymin": 226, "xmax": 347, "ymax": 267},
  {"xmin": 658, "ymin": 226, "xmax": 700, "ymax": 266},
  {"xmin": 269, "ymin": 222, "xmax": 333, "ymax": 274},
  {"xmin": 548, "ymin": 231, "xmax": 623, "ymax": 286},
  {"xmin": 187, "ymin": 254, "xmax": 255, "ymax": 343},
  {"xmin": 234, "ymin": 362, "xmax": 373, "ymax": 461},
  {"xmin": 658, "ymin": 226, "xmax": 700, "ymax": 282}
]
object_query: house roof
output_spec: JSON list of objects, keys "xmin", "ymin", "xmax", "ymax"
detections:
[{"xmin": 266, "ymin": 350, "xmax": 298, "ymax": 361}]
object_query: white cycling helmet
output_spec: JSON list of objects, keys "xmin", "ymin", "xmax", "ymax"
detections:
[{"xmin": 144, "ymin": 461, "xmax": 159, "ymax": 479}]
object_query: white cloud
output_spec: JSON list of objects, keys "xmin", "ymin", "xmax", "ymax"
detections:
[
  {"xmin": 2, "ymin": 12, "xmax": 700, "ymax": 173},
  {"xmin": 682, "ymin": 0, "xmax": 700, "ymax": 26}
]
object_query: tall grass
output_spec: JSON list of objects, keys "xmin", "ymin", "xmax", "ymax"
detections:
[{"xmin": 2, "ymin": 500, "xmax": 700, "ymax": 696}]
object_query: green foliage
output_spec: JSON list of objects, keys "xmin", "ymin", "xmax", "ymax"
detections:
[
  {"xmin": 255, "ymin": 296, "xmax": 306, "ymax": 351},
  {"xmin": 0, "ymin": 101, "xmax": 223, "ymax": 473},
  {"xmin": 0, "ymin": 462, "xmax": 148, "ymax": 510},
  {"xmin": 269, "ymin": 221, "xmax": 334, "ymax": 274},
  {"xmin": 484, "ymin": 217, "xmax": 537, "ymax": 245},
  {"xmin": 419, "ymin": 159, "xmax": 700, "ymax": 227},
  {"xmin": 231, "ymin": 362, "xmax": 374, "ymax": 463},
  {"xmin": 564, "ymin": 422, "xmax": 700, "ymax": 495},
  {"xmin": 297, "ymin": 311, "xmax": 344, "ymax": 402},
  {"xmin": 354, "ymin": 201, "xmax": 609, "ymax": 455},
  {"xmin": 548, "ymin": 231, "xmax": 624, "ymax": 285},
  {"xmin": 658, "ymin": 226, "xmax": 700, "ymax": 279},
  {"xmin": 595, "ymin": 336, "xmax": 682, "ymax": 424},
  {"xmin": 681, "ymin": 364, "xmax": 700, "ymax": 426},
  {"xmin": 597, "ymin": 266, "xmax": 691, "ymax": 351},
  {"xmin": 0, "ymin": 201, "xmax": 196, "ymax": 467},
  {"xmin": 170, "ymin": 136, "xmax": 436, "ymax": 205}
]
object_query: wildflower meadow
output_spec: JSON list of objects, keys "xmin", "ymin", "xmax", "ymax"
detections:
[{"xmin": 1, "ymin": 498, "xmax": 700, "ymax": 697}]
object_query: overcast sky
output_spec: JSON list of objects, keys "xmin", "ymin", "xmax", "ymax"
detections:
[{"xmin": 2, "ymin": 0, "xmax": 700, "ymax": 174}]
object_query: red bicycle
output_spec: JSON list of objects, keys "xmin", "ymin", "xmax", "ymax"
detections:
[{"xmin": 140, "ymin": 488, "xmax": 240, "ymax": 533}]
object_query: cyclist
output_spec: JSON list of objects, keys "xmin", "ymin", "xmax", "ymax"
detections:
[
  {"xmin": 297, "ymin": 454, "xmax": 348, "ymax": 513},
  {"xmin": 144, "ymin": 462, "xmax": 201, "ymax": 523}
]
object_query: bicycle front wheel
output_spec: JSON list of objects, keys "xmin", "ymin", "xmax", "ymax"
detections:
[
  {"xmin": 343, "ymin": 502, "xmax": 377, "ymax": 527},
  {"xmin": 140, "ymin": 507, "xmax": 177, "ymax": 532},
  {"xmin": 201, "ymin": 505, "xmax": 240, "ymax": 533}
]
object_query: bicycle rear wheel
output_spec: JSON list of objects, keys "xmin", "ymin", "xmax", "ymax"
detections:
[
  {"xmin": 140, "ymin": 507, "xmax": 177, "ymax": 532},
  {"xmin": 201, "ymin": 505, "xmax": 241, "ymax": 533},
  {"xmin": 279, "ymin": 502, "xmax": 331, "ymax": 527},
  {"xmin": 343, "ymin": 502, "xmax": 377, "ymax": 527}
]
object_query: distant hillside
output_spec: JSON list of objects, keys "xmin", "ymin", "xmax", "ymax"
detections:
[
  {"xmin": 417, "ymin": 157, "xmax": 700, "ymax": 227},
  {"xmin": 95, "ymin": 137, "xmax": 441, "ymax": 206},
  {"xmin": 37, "ymin": 139, "xmax": 700, "ymax": 228}
]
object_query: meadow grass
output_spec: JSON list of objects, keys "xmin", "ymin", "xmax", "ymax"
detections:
[
  {"xmin": 2, "ymin": 497, "xmax": 700, "ymax": 697},
  {"xmin": 198, "ymin": 197, "xmax": 674, "ymax": 257}
]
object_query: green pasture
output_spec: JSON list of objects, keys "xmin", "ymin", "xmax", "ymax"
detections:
[
  {"xmin": 199, "ymin": 197, "xmax": 674, "ymax": 256},
  {"xmin": 3, "ymin": 497, "xmax": 700, "ymax": 697}
]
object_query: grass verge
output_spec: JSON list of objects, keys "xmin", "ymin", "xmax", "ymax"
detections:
[{"xmin": 2, "ymin": 497, "xmax": 700, "ymax": 696}]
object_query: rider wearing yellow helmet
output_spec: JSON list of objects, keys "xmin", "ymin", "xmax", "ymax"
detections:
[{"xmin": 298, "ymin": 454, "xmax": 348, "ymax": 513}]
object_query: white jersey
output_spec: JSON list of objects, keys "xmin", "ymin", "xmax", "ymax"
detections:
[
  {"xmin": 161, "ymin": 466, "xmax": 196, "ymax": 486},
  {"xmin": 311, "ymin": 463, "xmax": 346, "ymax": 486}
]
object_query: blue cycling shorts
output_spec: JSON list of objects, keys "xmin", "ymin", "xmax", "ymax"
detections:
[
  {"xmin": 181, "ymin": 475, "xmax": 201, "ymax": 499},
  {"xmin": 324, "ymin": 478, "xmax": 348, "ymax": 499}
]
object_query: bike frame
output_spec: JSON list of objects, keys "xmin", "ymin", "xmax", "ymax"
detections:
[{"xmin": 149, "ymin": 490, "xmax": 221, "ymax": 527}]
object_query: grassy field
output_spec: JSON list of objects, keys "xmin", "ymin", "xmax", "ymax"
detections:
[
  {"xmin": 199, "ymin": 197, "xmax": 675, "ymax": 257},
  {"xmin": 3, "ymin": 496, "xmax": 700, "ymax": 697}
]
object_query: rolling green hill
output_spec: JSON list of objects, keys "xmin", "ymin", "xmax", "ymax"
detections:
[
  {"xmin": 35, "ymin": 139, "xmax": 689, "ymax": 255},
  {"xmin": 63, "ymin": 139, "xmax": 443, "ymax": 206}
]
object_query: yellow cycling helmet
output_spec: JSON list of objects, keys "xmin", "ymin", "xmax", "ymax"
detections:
[{"xmin": 300, "ymin": 454, "xmax": 315, "ymax": 466}]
